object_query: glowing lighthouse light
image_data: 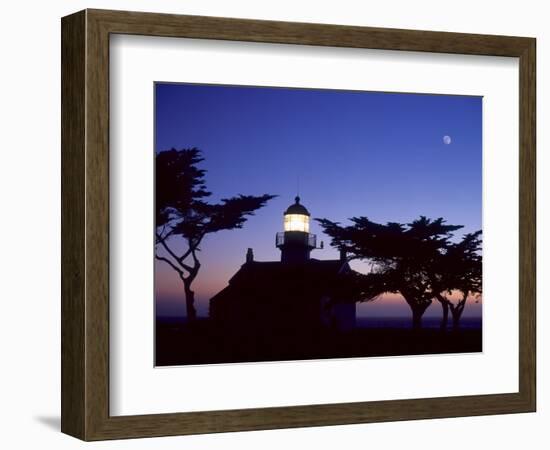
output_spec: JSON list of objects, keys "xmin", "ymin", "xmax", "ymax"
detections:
[
  {"xmin": 284, "ymin": 213, "xmax": 310, "ymax": 232},
  {"xmin": 283, "ymin": 196, "xmax": 310, "ymax": 232}
]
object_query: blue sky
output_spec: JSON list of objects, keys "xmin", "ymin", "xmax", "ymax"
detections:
[{"xmin": 155, "ymin": 83, "xmax": 482, "ymax": 318}]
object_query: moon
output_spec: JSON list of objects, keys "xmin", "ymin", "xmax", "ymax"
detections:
[{"xmin": 443, "ymin": 135, "xmax": 452, "ymax": 145}]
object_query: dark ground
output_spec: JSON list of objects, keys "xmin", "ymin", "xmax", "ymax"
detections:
[{"xmin": 155, "ymin": 318, "xmax": 482, "ymax": 366}]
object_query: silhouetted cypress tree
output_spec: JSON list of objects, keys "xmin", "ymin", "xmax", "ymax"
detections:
[{"xmin": 156, "ymin": 148, "xmax": 275, "ymax": 321}]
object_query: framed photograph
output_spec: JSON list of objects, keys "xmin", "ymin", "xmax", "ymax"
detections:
[{"xmin": 61, "ymin": 9, "xmax": 536, "ymax": 440}]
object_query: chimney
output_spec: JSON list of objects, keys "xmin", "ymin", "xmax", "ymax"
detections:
[{"xmin": 246, "ymin": 248, "xmax": 254, "ymax": 263}]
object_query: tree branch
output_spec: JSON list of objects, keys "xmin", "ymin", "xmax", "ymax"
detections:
[
  {"xmin": 155, "ymin": 233, "xmax": 194, "ymax": 273},
  {"xmin": 155, "ymin": 254, "xmax": 185, "ymax": 279}
]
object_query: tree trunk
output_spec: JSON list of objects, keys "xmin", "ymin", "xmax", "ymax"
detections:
[
  {"xmin": 411, "ymin": 307, "xmax": 424, "ymax": 330},
  {"xmin": 401, "ymin": 291, "xmax": 431, "ymax": 330},
  {"xmin": 452, "ymin": 313, "xmax": 460, "ymax": 330},
  {"xmin": 184, "ymin": 282, "xmax": 197, "ymax": 322},
  {"xmin": 440, "ymin": 301, "xmax": 449, "ymax": 331},
  {"xmin": 450, "ymin": 296, "xmax": 467, "ymax": 331},
  {"xmin": 451, "ymin": 303, "xmax": 463, "ymax": 331},
  {"xmin": 435, "ymin": 295, "xmax": 449, "ymax": 331}
]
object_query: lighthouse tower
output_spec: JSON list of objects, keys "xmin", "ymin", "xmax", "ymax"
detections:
[{"xmin": 276, "ymin": 196, "xmax": 317, "ymax": 263}]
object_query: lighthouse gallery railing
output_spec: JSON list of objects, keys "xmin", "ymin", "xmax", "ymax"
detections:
[{"xmin": 276, "ymin": 231, "xmax": 317, "ymax": 248}]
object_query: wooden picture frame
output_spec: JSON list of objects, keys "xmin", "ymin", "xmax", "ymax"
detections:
[{"xmin": 61, "ymin": 9, "xmax": 536, "ymax": 441}]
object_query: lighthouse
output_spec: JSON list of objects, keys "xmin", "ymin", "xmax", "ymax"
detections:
[
  {"xmin": 276, "ymin": 196, "xmax": 317, "ymax": 263},
  {"xmin": 209, "ymin": 195, "xmax": 357, "ymax": 332}
]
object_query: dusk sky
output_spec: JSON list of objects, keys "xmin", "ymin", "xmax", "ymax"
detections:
[{"xmin": 155, "ymin": 83, "xmax": 482, "ymax": 319}]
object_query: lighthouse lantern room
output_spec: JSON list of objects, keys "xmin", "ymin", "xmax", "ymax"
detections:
[{"xmin": 276, "ymin": 196, "xmax": 317, "ymax": 263}]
